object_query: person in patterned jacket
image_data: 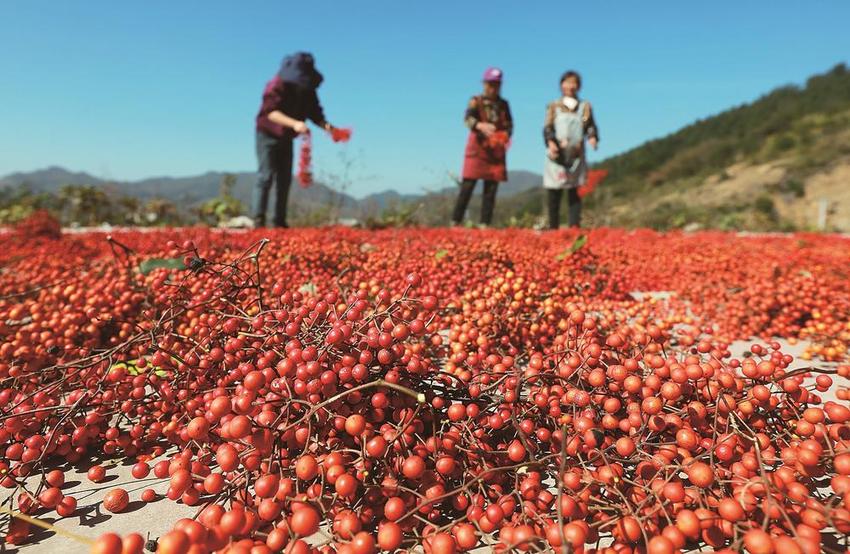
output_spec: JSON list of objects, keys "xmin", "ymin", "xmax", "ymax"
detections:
[{"xmin": 451, "ymin": 67, "xmax": 513, "ymax": 227}]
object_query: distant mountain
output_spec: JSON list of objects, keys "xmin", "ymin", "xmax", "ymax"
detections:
[
  {"xmin": 1, "ymin": 166, "xmax": 107, "ymax": 191},
  {"xmin": 0, "ymin": 166, "xmax": 362, "ymax": 221},
  {"xmin": 0, "ymin": 165, "xmax": 544, "ymax": 224},
  {"xmin": 498, "ymin": 170, "xmax": 543, "ymax": 196},
  {"xmin": 359, "ymin": 190, "xmax": 421, "ymax": 211}
]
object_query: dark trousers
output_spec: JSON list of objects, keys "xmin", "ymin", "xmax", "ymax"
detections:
[
  {"xmin": 252, "ymin": 132, "xmax": 294, "ymax": 227},
  {"xmin": 547, "ymin": 188, "xmax": 582, "ymax": 229},
  {"xmin": 452, "ymin": 179, "xmax": 498, "ymax": 225}
]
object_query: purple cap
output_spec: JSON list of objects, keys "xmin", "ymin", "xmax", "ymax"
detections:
[{"xmin": 482, "ymin": 67, "xmax": 503, "ymax": 82}]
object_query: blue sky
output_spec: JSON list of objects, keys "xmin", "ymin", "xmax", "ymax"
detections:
[{"xmin": 1, "ymin": 1, "xmax": 848, "ymax": 197}]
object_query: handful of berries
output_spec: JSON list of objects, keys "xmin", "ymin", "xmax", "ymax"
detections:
[{"xmin": 488, "ymin": 130, "xmax": 510, "ymax": 149}]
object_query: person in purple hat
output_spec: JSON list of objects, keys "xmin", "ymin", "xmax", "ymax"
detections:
[
  {"xmin": 253, "ymin": 52, "xmax": 341, "ymax": 228},
  {"xmin": 451, "ymin": 67, "xmax": 513, "ymax": 227}
]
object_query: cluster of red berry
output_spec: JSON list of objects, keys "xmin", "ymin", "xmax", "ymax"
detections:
[
  {"xmin": 331, "ymin": 127, "xmax": 353, "ymax": 143},
  {"xmin": 4, "ymin": 229, "xmax": 850, "ymax": 554},
  {"xmin": 13, "ymin": 210, "xmax": 62, "ymax": 240},
  {"xmin": 296, "ymin": 134, "xmax": 313, "ymax": 188},
  {"xmin": 578, "ymin": 169, "xmax": 609, "ymax": 198},
  {"xmin": 488, "ymin": 131, "xmax": 510, "ymax": 150},
  {"xmin": 297, "ymin": 128, "xmax": 353, "ymax": 188}
]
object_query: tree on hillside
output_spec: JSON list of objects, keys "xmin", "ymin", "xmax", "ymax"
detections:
[
  {"xmin": 198, "ymin": 173, "xmax": 245, "ymax": 226},
  {"xmin": 58, "ymin": 184, "xmax": 112, "ymax": 226},
  {"xmin": 144, "ymin": 198, "xmax": 183, "ymax": 226},
  {"xmin": 0, "ymin": 184, "xmax": 60, "ymax": 224}
]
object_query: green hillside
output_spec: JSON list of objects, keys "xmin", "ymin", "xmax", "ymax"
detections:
[{"xmin": 505, "ymin": 63, "xmax": 850, "ymax": 231}]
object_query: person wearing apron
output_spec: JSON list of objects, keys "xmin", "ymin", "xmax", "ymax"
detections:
[
  {"xmin": 542, "ymin": 70, "xmax": 599, "ymax": 229},
  {"xmin": 452, "ymin": 67, "xmax": 513, "ymax": 227}
]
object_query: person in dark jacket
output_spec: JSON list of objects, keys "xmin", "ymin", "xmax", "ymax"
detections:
[
  {"xmin": 452, "ymin": 67, "xmax": 513, "ymax": 227},
  {"xmin": 253, "ymin": 52, "xmax": 339, "ymax": 227}
]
